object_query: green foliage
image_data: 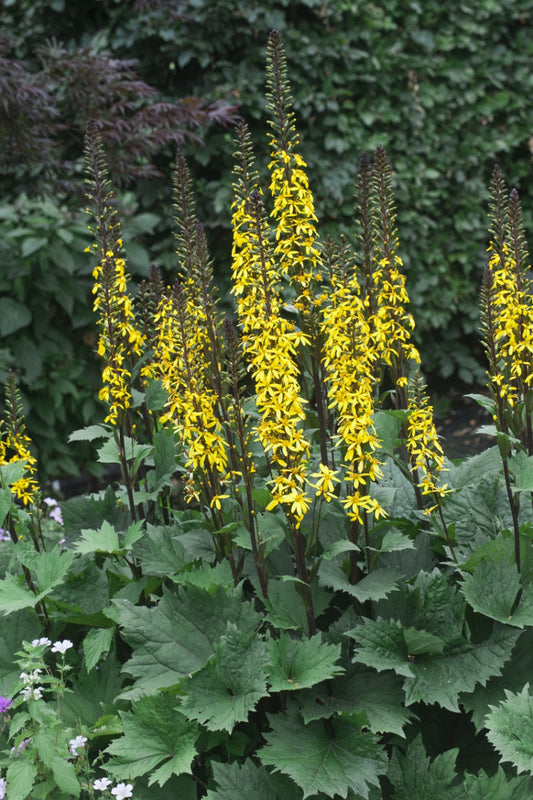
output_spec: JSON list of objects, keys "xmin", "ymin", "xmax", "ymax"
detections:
[
  {"xmin": 485, "ymin": 684, "xmax": 533, "ymax": 775},
  {"xmin": 5, "ymin": 21, "xmax": 533, "ymax": 800}
]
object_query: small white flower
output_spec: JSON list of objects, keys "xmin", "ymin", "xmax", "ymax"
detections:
[
  {"xmin": 43, "ymin": 496, "xmax": 58, "ymax": 507},
  {"xmin": 0, "ymin": 776, "xmax": 6, "ymax": 799},
  {"xmin": 69, "ymin": 735, "xmax": 87, "ymax": 756},
  {"xmin": 51, "ymin": 639, "xmax": 73, "ymax": 654},
  {"xmin": 93, "ymin": 777, "xmax": 113, "ymax": 791},
  {"xmin": 20, "ymin": 669, "xmax": 42, "ymax": 685},
  {"xmin": 31, "ymin": 637, "xmax": 52, "ymax": 648},
  {"xmin": 20, "ymin": 685, "xmax": 43, "ymax": 701},
  {"xmin": 111, "ymin": 783, "xmax": 133, "ymax": 800},
  {"xmin": 49, "ymin": 505, "xmax": 63, "ymax": 525}
]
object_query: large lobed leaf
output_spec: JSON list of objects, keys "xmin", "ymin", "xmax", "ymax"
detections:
[
  {"xmin": 266, "ymin": 632, "xmax": 343, "ymax": 692},
  {"xmin": 259, "ymin": 706, "xmax": 387, "ymax": 799},
  {"xmin": 105, "ymin": 695, "xmax": 199, "ymax": 786},
  {"xmin": 485, "ymin": 684, "xmax": 533, "ymax": 775},
  {"xmin": 180, "ymin": 623, "xmax": 269, "ymax": 732},
  {"xmin": 206, "ymin": 760, "xmax": 278, "ymax": 800},
  {"xmin": 115, "ymin": 584, "xmax": 261, "ymax": 699},
  {"xmin": 350, "ymin": 617, "xmax": 520, "ymax": 711},
  {"xmin": 460, "ymin": 557, "xmax": 533, "ymax": 627}
]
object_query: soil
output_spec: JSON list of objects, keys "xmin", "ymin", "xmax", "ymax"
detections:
[{"xmin": 434, "ymin": 391, "xmax": 493, "ymax": 460}]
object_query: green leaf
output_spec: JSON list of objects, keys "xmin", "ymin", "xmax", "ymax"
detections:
[
  {"xmin": 262, "ymin": 579, "xmax": 309, "ymax": 631},
  {"xmin": 51, "ymin": 756, "xmax": 81, "ymax": 797},
  {"xmin": 373, "ymin": 409, "xmax": 403, "ymax": 455},
  {"xmin": 67, "ymin": 424, "xmax": 111, "ymax": 443},
  {"xmin": 0, "ymin": 298, "xmax": 32, "ymax": 336},
  {"xmin": 150, "ymin": 427, "xmax": 177, "ymax": 490},
  {"xmin": 0, "ymin": 611, "xmax": 41, "ymax": 693},
  {"xmin": 83, "ymin": 627, "xmax": 114, "ymax": 672},
  {"xmin": 0, "ymin": 573, "xmax": 46, "ymax": 614},
  {"xmin": 402, "ymin": 627, "xmax": 446, "ymax": 656},
  {"xmin": 388, "ymin": 735, "xmax": 462, "ymax": 800},
  {"xmin": 267, "ymin": 632, "xmax": 343, "ymax": 692},
  {"xmin": 462, "ymin": 628, "xmax": 533, "ymax": 730},
  {"xmin": 0, "ymin": 486, "xmax": 13, "ymax": 527},
  {"xmin": 351, "ymin": 618, "xmax": 520, "ymax": 711},
  {"xmin": 299, "ymin": 663, "xmax": 414, "ymax": 737},
  {"xmin": 510, "ymin": 450, "xmax": 533, "ymax": 492},
  {"xmin": 349, "ymin": 618, "xmax": 415, "ymax": 678},
  {"xmin": 33, "ymin": 729, "xmax": 57, "ymax": 764},
  {"xmin": 206, "ymin": 761, "xmax": 277, "ymax": 800},
  {"xmin": 402, "ymin": 625, "xmax": 521, "ymax": 711},
  {"xmin": 62, "ymin": 655, "xmax": 124, "ymax": 728},
  {"xmin": 173, "ymin": 560, "xmax": 234, "ymax": 591},
  {"xmin": 133, "ymin": 524, "xmax": 186, "ymax": 576},
  {"xmin": 318, "ymin": 563, "xmax": 401, "ymax": 602},
  {"xmin": 117, "ymin": 586, "xmax": 260, "ymax": 698},
  {"xmin": 255, "ymin": 511, "xmax": 286, "ymax": 556},
  {"xmin": 374, "ymin": 528, "xmax": 415, "ymax": 553},
  {"xmin": 62, "ymin": 487, "xmax": 121, "ymax": 537},
  {"xmin": 462, "ymin": 768, "xmax": 533, "ymax": 799},
  {"xmin": 485, "ymin": 684, "xmax": 533, "ymax": 774},
  {"xmin": 21, "ymin": 235, "xmax": 47, "ymax": 257},
  {"xmin": 320, "ymin": 540, "xmax": 359, "ymax": 560},
  {"xmin": 259, "ymin": 707, "xmax": 387, "ymax": 799},
  {"xmin": 378, "ymin": 569, "xmax": 465, "ymax": 645},
  {"xmin": 105, "ymin": 695, "xmax": 199, "ymax": 786},
  {"xmin": 180, "ymin": 623, "xmax": 269, "ymax": 732},
  {"xmin": 6, "ymin": 758, "xmax": 37, "ymax": 800},
  {"xmin": 73, "ymin": 521, "xmax": 120, "ymax": 554},
  {"xmin": 123, "ymin": 521, "xmax": 144, "ymax": 550},
  {"xmin": 461, "ymin": 557, "xmax": 533, "ymax": 627},
  {"xmin": 28, "ymin": 546, "xmax": 74, "ymax": 592},
  {"xmin": 145, "ymin": 379, "xmax": 170, "ymax": 412},
  {"xmin": 0, "ymin": 460, "xmax": 26, "ymax": 488}
]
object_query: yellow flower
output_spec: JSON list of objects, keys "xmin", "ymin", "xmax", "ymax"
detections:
[{"xmin": 310, "ymin": 463, "xmax": 340, "ymax": 500}]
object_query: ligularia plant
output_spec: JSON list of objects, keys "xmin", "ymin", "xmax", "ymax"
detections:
[{"xmin": 1, "ymin": 28, "xmax": 533, "ymax": 800}]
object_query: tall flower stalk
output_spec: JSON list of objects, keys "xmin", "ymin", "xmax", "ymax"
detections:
[
  {"xmin": 231, "ymin": 121, "xmax": 315, "ymax": 630},
  {"xmin": 0, "ymin": 371, "xmax": 39, "ymax": 512},
  {"xmin": 265, "ymin": 31, "xmax": 330, "ymax": 464},
  {"xmin": 481, "ymin": 165, "xmax": 533, "ymax": 571},
  {"xmin": 84, "ymin": 121, "xmax": 146, "ymax": 521}
]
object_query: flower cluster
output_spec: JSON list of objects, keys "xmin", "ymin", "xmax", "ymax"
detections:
[
  {"xmin": 0, "ymin": 372, "xmax": 39, "ymax": 505},
  {"xmin": 370, "ymin": 255, "xmax": 420, "ymax": 375},
  {"xmin": 84, "ymin": 123, "xmax": 145, "ymax": 426},
  {"xmin": 321, "ymin": 271, "xmax": 385, "ymax": 522},
  {"xmin": 0, "ymin": 426, "xmax": 38, "ymax": 506},
  {"xmin": 93, "ymin": 779, "xmax": 133, "ymax": 799},
  {"xmin": 91, "ymin": 239, "xmax": 145, "ymax": 425},
  {"xmin": 405, "ymin": 385, "xmax": 448, "ymax": 507},
  {"xmin": 485, "ymin": 243, "xmax": 533, "ymax": 408},
  {"xmin": 232, "ymin": 173, "xmax": 311, "ymax": 525},
  {"xmin": 150, "ymin": 285, "xmax": 229, "ymax": 502},
  {"xmin": 266, "ymin": 30, "xmax": 323, "ymax": 314}
]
